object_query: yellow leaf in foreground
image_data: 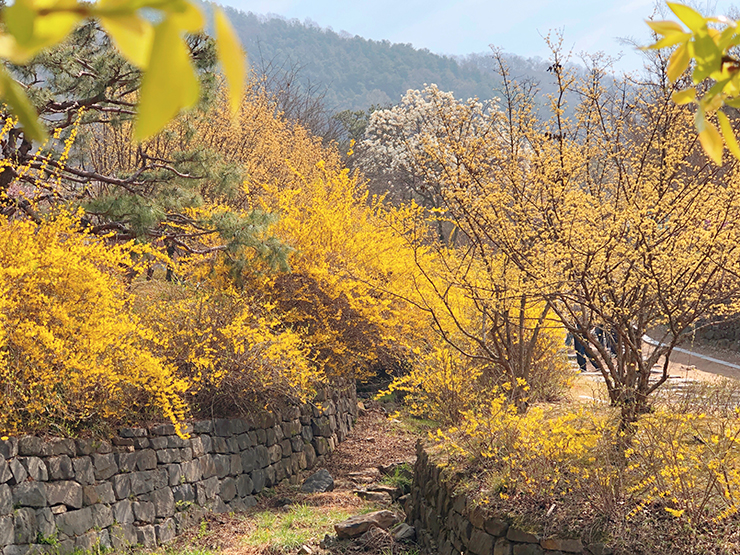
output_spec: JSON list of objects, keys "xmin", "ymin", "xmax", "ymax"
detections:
[
  {"xmin": 99, "ymin": 14, "xmax": 154, "ymax": 69},
  {"xmin": 717, "ymin": 111, "xmax": 740, "ymax": 160},
  {"xmin": 0, "ymin": 67, "xmax": 46, "ymax": 141},
  {"xmin": 646, "ymin": 20, "xmax": 686, "ymax": 35},
  {"xmin": 164, "ymin": 0, "xmax": 204, "ymax": 33},
  {"xmin": 135, "ymin": 17, "xmax": 200, "ymax": 140},
  {"xmin": 698, "ymin": 118, "xmax": 724, "ymax": 164},
  {"xmin": 214, "ymin": 6, "xmax": 246, "ymax": 115},
  {"xmin": 671, "ymin": 87, "xmax": 696, "ymax": 104},
  {"xmin": 667, "ymin": 42, "xmax": 690, "ymax": 82},
  {"xmin": 4, "ymin": 0, "xmax": 82, "ymax": 58},
  {"xmin": 668, "ymin": 2, "xmax": 707, "ymax": 33}
]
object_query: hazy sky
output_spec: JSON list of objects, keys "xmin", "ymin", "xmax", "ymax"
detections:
[{"xmin": 218, "ymin": 0, "xmax": 737, "ymax": 71}]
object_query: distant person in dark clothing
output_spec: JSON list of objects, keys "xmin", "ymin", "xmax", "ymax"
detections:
[
  {"xmin": 571, "ymin": 325, "xmax": 617, "ymax": 372},
  {"xmin": 574, "ymin": 335, "xmax": 593, "ymax": 372}
]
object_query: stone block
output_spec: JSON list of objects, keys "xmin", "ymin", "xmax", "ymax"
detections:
[
  {"xmin": 8, "ymin": 459, "xmax": 27, "ymax": 485},
  {"xmin": 155, "ymin": 518, "xmax": 176, "ymax": 544},
  {"xmin": 313, "ymin": 437, "xmax": 329, "ymax": 456},
  {"xmin": 71, "ymin": 457, "xmax": 93, "ymax": 485},
  {"xmin": 14, "ymin": 507, "xmax": 37, "ymax": 544},
  {"xmin": 133, "ymin": 438, "xmax": 150, "ymax": 449},
  {"xmin": 201, "ymin": 435, "xmax": 214, "ymax": 454},
  {"xmin": 49, "ymin": 440, "xmax": 75, "ymax": 458},
  {"xmin": 485, "ymin": 518, "xmax": 509, "ymax": 537},
  {"xmin": 21, "ymin": 458, "xmax": 47, "ymax": 482},
  {"xmin": 0, "ymin": 457, "xmax": 10, "ymax": 485},
  {"xmin": 0, "ymin": 515, "xmax": 13, "ymax": 546},
  {"xmin": 512, "ymin": 544, "xmax": 543, "ymax": 555},
  {"xmin": 265, "ymin": 428, "xmax": 276, "ymax": 447},
  {"xmin": 0, "ymin": 439, "xmax": 18, "ymax": 460},
  {"xmin": 136, "ymin": 450, "xmax": 157, "ymax": 471},
  {"xmin": 13, "ymin": 482, "xmax": 47, "ymax": 507},
  {"xmin": 172, "ymin": 484, "xmax": 195, "ymax": 504},
  {"xmin": 152, "ymin": 487, "xmax": 175, "ymax": 518},
  {"xmin": 236, "ymin": 434, "xmax": 253, "ymax": 451},
  {"xmin": 199, "ymin": 455, "xmax": 216, "ymax": 479},
  {"xmin": 109, "ymin": 523, "xmax": 137, "ymax": 550},
  {"xmin": 251, "ymin": 469, "xmax": 265, "ymax": 494},
  {"xmin": 90, "ymin": 504, "xmax": 113, "ymax": 529},
  {"xmin": 468, "ymin": 528, "xmax": 495, "ymax": 555},
  {"xmin": 114, "ymin": 452, "xmax": 137, "ymax": 473},
  {"xmin": 95, "ymin": 482, "xmax": 115, "ymax": 505},
  {"xmin": 119, "ymin": 427, "xmax": 148, "ymax": 438},
  {"xmin": 212, "ymin": 437, "xmax": 228, "ymax": 454},
  {"xmin": 75, "ymin": 530, "xmax": 103, "ymax": 552},
  {"xmin": 149, "ymin": 437, "xmax": 168, "ymax": 450},
  {"xmin": 112, "ymin": 500, "xmax": 134, "ymax": 524},
  {"xmin": 236, "ymin": 474, "xmax": 253, "ymax": 497},
  {"xmin": 231, "ymin": 419, "xmax": 248, "ymax": 435},
  {"xmin": 153, "ymin": 468, "xmax": 169, "ymax": 490},
  {"xmin": 210, "ymin": 497, "xmax": 229, "ymax": 514},
  {"xmin": 95, "ymin": 441, "xmax": 112, "ymax": 454},
  {"xmin": 214, "ymin": 420, "xmax": 232, "ymax": 437},
  {"xmin": 219, "ymin": 478, "xmax": 236, "ymax": 502},
  {"xmin": 55, "ymin": 507, "xmax": 93, "ymax": 537},
  {"xmin": 180, "ymin": 448, "xmax": 193, "ymax": 462},
  {"xmin": 190, "ymin": 437, "xmax": 204, "ymax": 458},
  {"xmin": 226, "ymin": 437, "xmax": 240, "ymax": 454},
  {"xmin": 192, "ymin": 421, "xmax": 212, "ymax": 434},
  {"xmin": 213, "ymin": 455, "xmax": 230, "ymax": 479},
  {"xmin": 279, "ymin": 439, "xmax": 291, "ymax": 456},
  {"xmin": 264, "ymin": 465, "xmax": 276, "ymax": 488},
  {"xmin": 168, "ymin": 436, "xmax": 188, "ymax": 449},
  {"xmin": 151, "ymin": 424, "xmax": 176, "ymax": 436},
  {"xmin": 229, "ymin": 454, "xmax": 242, "ymax": 476},
  {"xmin": 311, "ymin": 417, "xmax": 332, "ymax": 438},
  {"xmin": 254, "ymin": 429, "xmax": 266, "ymax": 444},
  {"xmin": 241, "ymin": 449, "xmax": 257, "ymax": 473},
  {"xmin": 301, "ymin": 426, "xmax": 313, "ymax": 444},
  {"xmin": 18, "ymin": 436, "xmax": 44, "ymax": 457},
  {"xmin": 132, "ymin": 501, "xmax": 155, "ymax": 524},
  {"xmin": 157, "ymin": 449, "xmax": 180, "ymax": 465},
  {"xmin": 45, "ymin": 481, "xmax": 82, "ymax": 509},
  {"xmin": 110, "ymin": 474, "xmax": 131, "ymax": 500},
  {"xmin": 35, "ymin": 507, "xmax": 56, "ymax": 539},
  {"xmin": 195, "ymin": 477, "xmax": 219, "ymax": 506},
  {"xmin": 91, "ymin": 453, "xmax": 117, "ymax": 480},
  {"xmin": 334, "ymin": 510, "xmax": 399, "ymax": 539},
  {"xmin": 0, "ymin": 485, "xmax": 10, "ymax": 515},
  {"xmin": 291, "ymin": 437, "xmax": 304, "ymax": 453},
  {"xmin": 507, "ymin": 528, "xmax": 540, "ymax": 544},
  {"xmin": 112, "ymin": 437, "xmax": 134, "ymax": 447},
  {"xmin": 74, "ymin": 439, "xmax": 95, "ymax": 457},
  {"xmin": 267, "ymin": 445, "xmax": 282, "ymax": 464},
  {"xmin": 167, "ymin": 464, "xmax": 182, "ymax": 487},
  {"xmin": 181, "ymin": 460, "xmax": 202, "ymax": 483},
  {"xmin": 136, "ymin": 524, "xmax": 157, "ymax": 547},
  {"xmin": 305, "ymin": 444, "xmax": 317, "ymax": 469},
  {"xmin": 540, "ymin": 538, "xmax": 583, "ymax": 553}
]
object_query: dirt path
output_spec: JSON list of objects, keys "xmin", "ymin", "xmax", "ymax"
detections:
[{"xmin": 155, "ymin": 406, "xmax": 419, "ymax": 555}]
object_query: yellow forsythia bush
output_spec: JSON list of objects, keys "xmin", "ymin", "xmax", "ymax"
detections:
[
  {"xmin": 435, "ymin": 390, "xmax": 740, "ymax": 529},
  {"xmin": 132, "ymin": 279, "xmax": 324, "ymax": 415},
  {"xmin": 0, "ymin": 214, "xmax": 187, "ymax": 435}
]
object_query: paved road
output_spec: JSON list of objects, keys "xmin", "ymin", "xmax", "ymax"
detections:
[{"xmin": 643, "ymin": 335, "xmax": 740, "ymax": 381}]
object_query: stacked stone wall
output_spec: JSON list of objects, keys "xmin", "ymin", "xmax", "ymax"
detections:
[
  {"xmin": 408, "ymin": 444, "xmax": 610, "ymax": 555},
  {"xmin": 0, "ymin": 385, "xmax": 357, "ymax": 555}
]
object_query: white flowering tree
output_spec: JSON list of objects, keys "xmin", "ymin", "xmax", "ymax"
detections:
[{"xmin": 360, "ymin": 85, "xmax": 501, "ymax": 221}]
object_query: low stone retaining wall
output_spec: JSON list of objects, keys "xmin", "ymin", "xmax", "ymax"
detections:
[
  {"xmin": 407, "ymin": 444, "xmax": 609, "ymax": 555},
  {"xmin": 0, "ymin": 385, "xmax": 357, "ymax": 555}
]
